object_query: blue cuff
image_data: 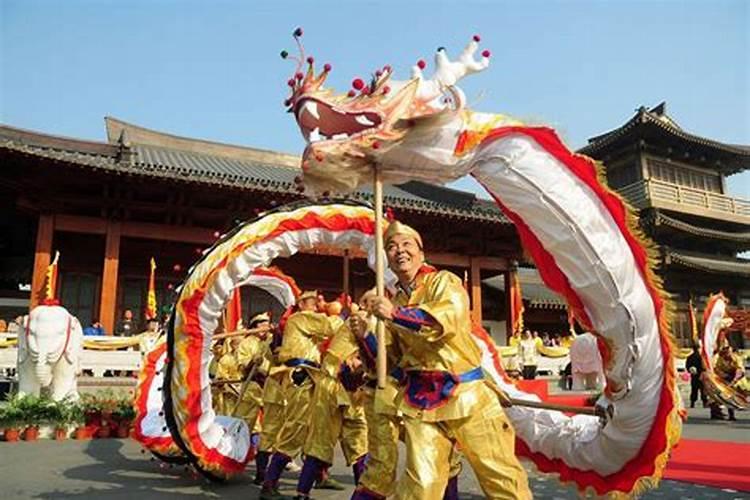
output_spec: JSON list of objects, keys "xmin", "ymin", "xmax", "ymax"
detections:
[
  {"xmin": 392, "ymin": 306, "xmax": 435, "ymax": 330},
  {"xmin": 362, "ymin": 332, "xmax": 378, "ymax": 361}
]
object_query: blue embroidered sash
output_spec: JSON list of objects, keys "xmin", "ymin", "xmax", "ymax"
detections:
[{"xmin": 405, "ymin": 366, "xmax": 484, "ymax": 410}]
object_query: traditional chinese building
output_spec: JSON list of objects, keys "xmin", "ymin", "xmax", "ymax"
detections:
[
  {"xmin": 0, "ymin": 118, "xmax": 524, "ymax": 338},
  {"xmin": 579, "ymin": 103, "xmax": 750, "ymax": 346}
]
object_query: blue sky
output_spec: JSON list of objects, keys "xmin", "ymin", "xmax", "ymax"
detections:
[{"xmin": 1, "ymin": 0, "xmax": 748, "ymax": 198}]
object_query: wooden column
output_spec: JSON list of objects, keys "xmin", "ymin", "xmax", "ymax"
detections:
[
  {"xmin": 30, "ymin": 214, "xmax": 55, "ymax": 310},
  {"xmin": 99, "ymin": 221, "xmax": 121, "ymax": 335},
  {"xmin": 342, "ymin": 250, "xmax": 350, "ymax": 297},
  {"xmin": 470, "ymin": 257, "xmax": 482, "ymax": 324},
  {"xmin": 504, "ymin": 266, "xmax": 519, "ymax": 345}
]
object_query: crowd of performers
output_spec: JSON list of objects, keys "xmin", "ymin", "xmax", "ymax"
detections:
[{"xmin": 209, "ymin": 221, "xmax": 530, "ymax": 500}]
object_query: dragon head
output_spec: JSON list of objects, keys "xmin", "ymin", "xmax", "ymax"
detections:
[{"xmin": 282, "ymin": 29, "xmax": 491, "ymax": 193}]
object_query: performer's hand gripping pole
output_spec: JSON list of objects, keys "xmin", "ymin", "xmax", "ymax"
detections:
[{"xmin": 374, "ymin": 167, "xmax": 387, "ymax": 389}]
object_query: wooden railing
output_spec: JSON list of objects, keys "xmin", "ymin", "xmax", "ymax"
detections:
[{"xmin": 617, "ymin": 179, "xmax": 750, "ymax": 220}]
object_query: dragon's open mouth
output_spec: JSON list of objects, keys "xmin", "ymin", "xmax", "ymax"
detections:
[{"xmin": 296, "ymin": 98, "xmax": 382, "ymax": 143}]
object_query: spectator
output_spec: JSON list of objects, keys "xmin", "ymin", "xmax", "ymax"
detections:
[
  {"xmin": 116, "ymin": 309, "xmax": 137, "ymax": 336},
  {"xmin": 0, "ymin": 319, "xmax": 6, "ymax": 333},
  {"xmin": 138, "ymin": 318, "xmax": 162, "ymax": 354},
  {"xmin": 685, "ymin": 344, "xmax": 707, "ymax": 408},
  {"xmin": 6, "ymin": 316, "xmax": 22, "ymax": 335},
  {"xmin": 83, "ymin": 321, "xmax": 105, "ymax": 336},
  {"xmin": 519, "ymin": 329, "xmax": 539, "ymax": 380}
]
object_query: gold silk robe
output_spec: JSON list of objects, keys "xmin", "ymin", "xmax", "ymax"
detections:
[
  {"xmin": 270, "ymin": 310, "xmax": 340, "ymax": 458},
  {"xmin": 389, "ymin": 270, "xmax": 498, "ymax": 421},
  {"xmin": 304, "ymin": 323, "xmax": 368, "ymax": 465},
  {"xmin": 234, "ymin": 335, "xmax": 273, "ymax": 433},
  {"xmin": 388, "ymin": 269, "xmax": 531, "ymax": 500}
]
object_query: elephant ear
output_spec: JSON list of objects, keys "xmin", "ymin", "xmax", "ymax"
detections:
[
  {"xmin": 63, "ymin": 316, "xmax": 83, "ymax": 368},
  {"xmin": 17, "ymin": 315, "xmax": 29, "ymax": 364}
]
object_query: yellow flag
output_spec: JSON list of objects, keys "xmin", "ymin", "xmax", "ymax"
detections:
[
  {"xmin": 43, "ymin": 251, "xmax": 60, "ymax": 304},
  {"xmin": 146, "ymin": 258, "xmax": 157, "ymax": 320}
]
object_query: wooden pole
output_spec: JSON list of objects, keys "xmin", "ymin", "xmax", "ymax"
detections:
[
  {"xmin": 374, "ymin": 167, "xmax": 387, "ymax": 389},
  {"xmin": 211, "ymin": 325, "xmax": 272, "ymax": 341},
  {"xmin": 342, "ymin": 249, "xmax": 350, "ymax": 297},
  {"xmin": 508, "ymin": 397, "xmax": 602, "ymax": 417}
]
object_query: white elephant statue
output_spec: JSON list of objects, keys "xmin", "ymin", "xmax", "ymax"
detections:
[
  {"xmin": 18, "ymin": 304, "xmax": 84, "ymax": 401},
  {"xmin": 569, "ymin": 332, "xmax": 605, "ymax": 391}
]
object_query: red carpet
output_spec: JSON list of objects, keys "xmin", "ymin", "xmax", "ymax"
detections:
[
  {"xmin": 546, "ymin": 394, "xmax": 590, "ymax": 407},
  {"xmin": 664, "ymin": 439, "xmax": 750, "ymax": 492}
]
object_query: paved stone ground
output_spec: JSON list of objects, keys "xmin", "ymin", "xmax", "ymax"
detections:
[{"xmin": 0, "ymin": 405, "xmax": 747, "ymax": 499}]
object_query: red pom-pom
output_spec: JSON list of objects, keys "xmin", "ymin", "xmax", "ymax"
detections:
[
  {"xmin": 416, "ymin": 59, "xmax": 426, "ymax": 70},
  {"xmin": 347, "ymin": 90, "xmax": 356, "ymax": 97},
  {"xmin": 352, "ymin": 78, "xmax": 365, "ymax": 90},
  {"xmin": 294, "ymin": 27, "xmax": 303, "ymax": 37},
  {"xmin": 306, "ymin": 56, "xmax": 314, "ymax": 64},
  {"xmin": 473, "ymin": 34, "xmax": 481, "ymax": 42},
  {"xmin": 382, "ymin": 86, "xmax": 391, "ymax": 95},
  {"xmin": 323, "ymin": 63, "xmax": 332, "ymax": 72},
  {"xmin": 287, "ymin": 79, "xmax": 295, "ymax": 87},
  {"xmin": 295, "ymin": 72, "xmax": 304, "ymax": 80},
  {"xmin": 284, "ymin": 98, "xmax": 292, "ymax": 106},
  {"xmin": 383, "ymin": 65, "xmax": 392, "ymax": 72},
  {"xmin": 375, "ymin": 70, "xmax": 382, "ymax": 77},
  {"xmin": 482, "ymin": 49, "xmax": 491, "ymax": 58},
  {"xmin": 372, "ymin": 141, "xmax": 380, "ymax": 149}
]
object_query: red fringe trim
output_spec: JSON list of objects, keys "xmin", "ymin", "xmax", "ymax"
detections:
[{"xmin": 473, "ymin": 126, "xmax": 678, "ymax": 495}]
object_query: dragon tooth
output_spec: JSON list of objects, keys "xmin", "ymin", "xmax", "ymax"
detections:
[
  {"xmin": 303, "ymin": 101, "xmax": 320, "ymax": 120},
  {"xmin": 355, "ymin": 115, "xmax": 375, "ymax": 126},
  {"xmin": 332, "ymin": 133, "xmax": 349, "ymax": 140},
  {"xmin": 309, "ymin": 127, "xmax": 321, "ymax": 142}
]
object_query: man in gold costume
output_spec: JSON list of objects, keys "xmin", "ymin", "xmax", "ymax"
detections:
[
  {"xmin": 212, "ymin": 336, "xmax": 242, "ymax": 416},
  {"xmin": 232, "ymin": 312, "xmax": 273, "ymax": 461},
  {"xmin": 714, "ymin": 344, "xmax": 750, "ymax": 421},
  {"xmin": 364, "ymin": 221, "xmax": 531, "ymax": 500},
  {"xmin": 260, "ymin": 291, "xmax": 340, "ymax": 500},
  {"xmin": 348, "ymin": 310, "xmax": 403, "ymax": 500},
  {"xmin": 292, "ymin": 314, "xmax": 369, "ymax": 499}
]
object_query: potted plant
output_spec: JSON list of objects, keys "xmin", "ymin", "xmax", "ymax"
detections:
[
  {"xmin": 0, "ymin": 397, "xmax": 23, "ymax": 442},
  {"xmin": 80, "ymin": 393, "xmax": 102, "ymax": 437},
  {"xmin": 53, "ymin": 398, "xmax": 75, "ymax": 440},
  {"xmin": 113, "ymin": 398, "xmax": 136, "ymax": 438},
  {"xmin": 16, "ymin": 394, "xmax": 41, "ymax": 441},
  {"xmin": 68, "ymin": 401, "xmax": 89, "ymax": 440}
]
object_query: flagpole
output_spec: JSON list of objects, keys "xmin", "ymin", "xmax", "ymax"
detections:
[{"xmin": 374, "ymin": 166, "xmax": 387, "ymax": 389}]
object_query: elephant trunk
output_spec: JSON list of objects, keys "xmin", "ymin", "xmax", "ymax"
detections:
[{"xmin": 35, "ymin": 356, "xmax": 53, "ymax": 387}]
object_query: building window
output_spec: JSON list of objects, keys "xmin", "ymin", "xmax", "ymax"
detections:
[
  {"xmin": 646, "ymin": 159, "xmax": 722, "ymax": 194},
  {"xmin": 59, "ymin": 273, "xmax": 100, "ymax": 329}
]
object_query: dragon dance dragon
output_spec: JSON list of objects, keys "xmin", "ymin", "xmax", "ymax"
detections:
[
  {"xmin": 282, "ymin": 29, "xmax": 682, "ymax": 496},
  {"xmin": 159, "ymin": 30, "xmax": 683, "ymax": 497},
  {"xmin": 700, "ymin": 293, "xmax": 750, "ymax": 410}
]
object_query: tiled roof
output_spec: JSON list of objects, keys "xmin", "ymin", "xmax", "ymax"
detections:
[
  {"xmin": 648, "ymin": 211, "xmax": 750, "ymax": 248},
  {"xmin": 579, "ymin": 103, "xmax": 750, "ymax": 175},
  {"xmin": 483, "ymin": 267, "xmax": 567, "ymax": 309},
  {"xmin": 0, "ymin": 121, "xmax": 508, "ymax": 223},
  {"xmin": 664, "ymin": 249, "xmax": 750, "ymax": 277}
]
